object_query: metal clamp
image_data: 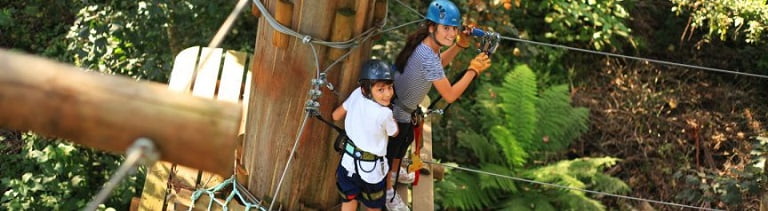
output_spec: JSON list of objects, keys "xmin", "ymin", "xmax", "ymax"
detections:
[
  {"xmin": 469, "ymin": 27, "xmax": 501, "ymax": 56},
  {"xmin": 85, "ymin": 138, "xmax": 158, "ymax": 211}
]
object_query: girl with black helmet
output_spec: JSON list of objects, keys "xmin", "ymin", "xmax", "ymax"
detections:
[
  {"xmin": 385, "ymin": 0, "xmax": 492, "ymax": 210},
  {"xmin": 331, "ymin": 59, "xmax": 399, "ymax": 211}
]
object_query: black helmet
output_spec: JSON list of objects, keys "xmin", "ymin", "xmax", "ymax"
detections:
[{"xmin": 359, "ymin": 59, "xmax": 395, "ymax": 82}]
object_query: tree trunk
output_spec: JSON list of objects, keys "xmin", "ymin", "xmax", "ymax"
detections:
[{"xmin": 242, "ymin": 0, "xmax": 380, "ymax": 209}]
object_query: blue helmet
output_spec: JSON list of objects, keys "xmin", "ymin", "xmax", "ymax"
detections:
[
  {"xmin": 359, "ymin": 59, "xmax": 394, "ymax": 82},
  {"xmin": 425, "ymin": 0, "xmax": 461, "ymax": 27}
]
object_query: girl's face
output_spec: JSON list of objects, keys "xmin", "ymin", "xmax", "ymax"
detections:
[
  {"xmin": 370, "ymin": 82, "xmax": 394, "ymax": 106},
  {"xmin": 431, "ymin": 24, "xmax": 459, "ymax": 46}
]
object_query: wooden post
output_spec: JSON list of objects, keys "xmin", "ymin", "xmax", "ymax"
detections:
[
  {"xmin": 272, "ymin": 0, "xmax": 293, "ymax": 48},
  {"xmin": 0, "ymin": 49, "xmax": 240, "ymax": 176},
  {"xmin": 327, "ymin": 9, "xmax": 354, "ymax": 61},
  {"xmin": 251, "ymin": 1, "xmax": 262, "ymax": 18},
  {"xmin": 243, "ymin": 0, "xmax": 378, "ymax": 209},
  {"xmin": 413, "ymin": 98, "xmax": 435, "ymax": 210}
]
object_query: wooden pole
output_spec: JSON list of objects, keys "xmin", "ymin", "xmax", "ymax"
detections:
[
  {"xmin": 0, "ymin": 49, "xmax": 240, "ymax": 176},
  {"xmin": 243, "ymin": 0, "xmax": 377, "ymax": 209},
  {"xmin": 272, "ymin": 0, "xmax": 293, "ymax": 48}
]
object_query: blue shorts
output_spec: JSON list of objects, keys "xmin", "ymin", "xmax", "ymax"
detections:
[{"xmin": 336, "ymin": 165, "xmax": 386, "ymax": 208}]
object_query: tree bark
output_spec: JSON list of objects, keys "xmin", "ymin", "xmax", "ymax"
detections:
[{"xmin": 242, "ymin": 0, "xmax": 379, "ymax": 209}]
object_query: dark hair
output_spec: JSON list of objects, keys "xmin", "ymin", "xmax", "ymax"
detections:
[
  {"xmin": 360, "ymin": 79, "xmax": 394, "ymax": 98},
  {"xmin": 394, "ymin": 21, "xmax": 435, "ymax": 73}
]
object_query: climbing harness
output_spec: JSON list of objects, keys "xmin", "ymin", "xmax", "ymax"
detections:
[{"xmin": 314, "ymin": 113, "xmax": 387, "ymax": 203}]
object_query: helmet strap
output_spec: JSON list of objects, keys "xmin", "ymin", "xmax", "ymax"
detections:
[{"xmin": 430, "ymin": 26, "xmax": 450, "ymax": 47}]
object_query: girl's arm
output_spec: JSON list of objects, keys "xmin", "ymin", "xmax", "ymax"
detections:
[
  {"xmin": 439, "ymin": 44, "xmax": 463, "ymax": 67},
  {"xmin": 432, "ymin": 70, "xmax": 478, "ymax": 103},
  {"xmin": 433, "ymin": 53, "xmax": 491, "ymax": 103}
]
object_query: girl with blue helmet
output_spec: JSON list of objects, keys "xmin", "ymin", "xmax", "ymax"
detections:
[{"xmin": 385, "ymin": 0, "xmax": 493, "ymax": 210}]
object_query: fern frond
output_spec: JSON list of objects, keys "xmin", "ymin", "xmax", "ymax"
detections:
[
  {"xmin": 456, "ymin": 130, "xmax": 505, "ymax": 164},
  {"xmin": 592, "ymin": 173, "xmax": 631, "ymax": 194},
  {"xmin": 436, "ymin": 170, "xmax": 503, "ymax": 210},
  {"xmin": 534, "ymin": 85, "xmax": 590, "ymax": 152},
  {"xmin": 477, "ymin": 163, "xmax": 519, "ymax": 192},
  {"xmin": 555, "ymin": 191, "xmax": 606, "ymax": 211},
  {"xmin": 497, "ymin": 64, "xmax": 538, "ymax": 150},
  {"xmin": 497, "ymin": 193, "xmax": 557, "ymax": 211},
  {"xmin": 490, "ymin": 126, "xmax": 528, "ymax": 167}
]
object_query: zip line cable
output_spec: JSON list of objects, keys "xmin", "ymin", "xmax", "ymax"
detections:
[
  {"xmin": 393, "ymin": 0, "xmax": 425, "ymax": 19},
  {"xmin": 500, "ymin": 35, "xmax": 768, "ymax": 79},
  {"xmin": 423, "ymin": 160, "xmax": 723, "ymax": 211}
]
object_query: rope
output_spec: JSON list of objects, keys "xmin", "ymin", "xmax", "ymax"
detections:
[
  {"xmin": 251, "ymin": 0, "xmax": 376, "ymax": 49},
  {"xmin": 380, "ymin": 19, "xmax": 424, "ymax": 34},
  {"xmin": 500, "ymin": 36, "xmax": 768, "ymax": 79},
  {"xmin": 188, "ymin": 176, "xmax": 268, "ymax": 211},
  {"xmin": 423, "ymin": 160, "xmax": 724, "ymax": 211}
]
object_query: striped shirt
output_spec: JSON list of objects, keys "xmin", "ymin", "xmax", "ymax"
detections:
[{"xmin": 393, "ymin": 43, "xmax": 445, "ymax": 123}]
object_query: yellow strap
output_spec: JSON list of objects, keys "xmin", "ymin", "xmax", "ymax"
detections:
[{"xmin": 408, "ymin": 152, "xmax": 423, "ymax": 173}]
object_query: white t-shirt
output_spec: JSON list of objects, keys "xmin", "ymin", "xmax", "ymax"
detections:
[{"xmin": 340, "ymin": 88, "xmax": 398, "ymax": 183}]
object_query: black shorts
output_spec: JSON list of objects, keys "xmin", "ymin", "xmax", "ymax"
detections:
[
  {"xmin": 336, "ymin": 165, "xmax": 386, "ymax": 208},
  {"xmin": 386, "ymin": 122, "xmax": 414, "ymax": 161}
]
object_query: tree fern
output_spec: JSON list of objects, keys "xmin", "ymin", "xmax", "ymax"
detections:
[
  {"xmin": 436, "ymin": 64, "xmax": 628, "ymax": 210},
  {"xmin": 535, "ymin": 85, "xmax": 590, "ymax": 152},
  {"xmin": 436, "ymin": 170, "xmax": 503, "ymax": 210},
  {"xmin": 482, "ymin": 64, "xmax": 538, "ymax": 166}
]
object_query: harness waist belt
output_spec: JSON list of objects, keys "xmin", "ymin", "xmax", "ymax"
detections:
[{"xmin": 344, "ymin": 142, "xmax": 381, "ymax": 162}]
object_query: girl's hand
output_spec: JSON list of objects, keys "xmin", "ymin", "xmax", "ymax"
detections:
[
  {"xmin": 468, "ymin": 53, "xmax": 492, "ymax": 74},
  {"xmin": 456, "ymin": 25, "xmax": 473, "ymax": 48}
]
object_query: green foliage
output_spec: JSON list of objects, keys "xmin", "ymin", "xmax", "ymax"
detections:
[
  {"xmin": 434, "ymin": 62, "xmax": 628, "ymax": 210},
  {"xmin": 541, "ymin": 0, "xmax": 633, "ymax": 50},
  {"xmin": 672, "ymin": 0, "xmax": 768, "ymax": 43},
  {"xmin": 1, "ymin": 133, "xmax": 144, "ymax": 210},
  {"xmin": 0, "ymin": 1, "xmax": 79, "ymax": 60},
  {"xmin": 65, "ymin": 0, "xmax": 256, "ymax": 82},
  {"xmin": 673, "ymin": 136, "xmax": 768, "ymax": 206},
  {"xmin": 673, "ymin": 167, "xmax": 762, "ymax": 206}
]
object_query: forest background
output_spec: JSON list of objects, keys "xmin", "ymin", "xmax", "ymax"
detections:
[{"xmin": 1, "ymin": 0, "xmax": 767, "ymax": 210}]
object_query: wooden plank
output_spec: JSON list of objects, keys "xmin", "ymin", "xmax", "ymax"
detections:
[
  {"xmin": 412, "ymin": 99, "xmax": 435, "ymax": 211},
  {"xmin": 0, "ymin": 49, "xmax": 239, "ymax": 175},
  {"xmin": 141, "ymin": 47, "xmax": 202, "ymax": 211},
  {"xmin": 189, "ymin": 47, "xmax": 228, "ymax": 190},
  {"xmin": 218, "ymin": 50, "xmax": 248, "ymax": 103},
  {"xmin": 141, "ymin": 47, "xmax": 250, "ymax": 209},
  {"xmin": 168, "ymin": 47, "xmax": 201, "ymax": 92},
  {"xmin": 139, "ymin": 161, "xmax": 173, "ymax": 211},
  {"xmin": 193, "ymin": 48, "xmax": 223, "ymax": 98}
]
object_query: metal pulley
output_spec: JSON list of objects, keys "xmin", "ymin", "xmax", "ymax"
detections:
[{"xmin": 468, "ymin": 27, "xmax": 501, "ymax": 56}]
